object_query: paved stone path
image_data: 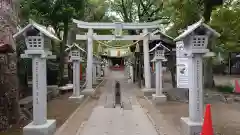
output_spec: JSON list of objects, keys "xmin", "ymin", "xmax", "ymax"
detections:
[{"xmin": 77, "ymin": 71, "xmax": 158, "ymax": 135}]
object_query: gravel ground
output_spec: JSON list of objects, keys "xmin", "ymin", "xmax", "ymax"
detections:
[
  {"xmin": 146, "ymin": 72, "xmax": 240, "ymax": 135},
  {"xmin": 1, "ymin": 92, "xmax": 81, "ymax": 135},
  {"xmin": 154, "ymin": 102, "xmax": 240, "ymax": 135}
]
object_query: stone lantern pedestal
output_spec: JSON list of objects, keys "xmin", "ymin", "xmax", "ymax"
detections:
[
  {"xmin": 13, "ymin": 20, "xmax": 61, "ymax": 135},
  {"xmin": 66, "ymin": 44, "xmax": 85, "ymax": 102},
  {"xmin": 174, "ymin": 19, "xmax": 220, "ymax": 135},
  {"xmin": 149, "ymin": 44, "xmax": 168, "ymax": 104}
]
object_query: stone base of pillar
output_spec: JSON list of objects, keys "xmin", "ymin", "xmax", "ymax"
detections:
[
  {"xmin": 65, "ymin": 84, "xmax": 73, "ymax": 89},
  {"xmin": 180, "ymin": 117, "xmax": 203, "ymax": 135},
  {"xmin": 97, "ymin": 77, "xmax": 103, "ymax": 81},
  {"xmin": 127, "ymin": 79, "xmax": 132, "ymax": 83},
  {"xmin": 23, "ymin": 120, "xmax": 56, "ymax": 135},
  {"xmin": 69, "ymin": 95, "xmax": 84, "ymax": 103},
  {"xmin": 141, "ymin": 88, "xmax": 155, "ymax": 96},
  {"xmin": 93, "ymin": 81, "xmax": 99, "ymax": 86},
  {"xmin": 152, "ymin": 94, "xmax": 167, "ymax": 104},
  {"xmin": 47, "ymin": 85, "xmax": 59, "ymax": 98},
  {"xmin": 81, "ymin": 88, "xmax": 95, "ymax": 96}
]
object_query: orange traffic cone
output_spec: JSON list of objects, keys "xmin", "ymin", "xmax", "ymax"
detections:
[
  {"xmin": 235, "ymin": 80, "xmax": 240, "ymax": 93},
  {"xmin": 201, "ymin": 104, "xmax": 213, "ymax": 135}
]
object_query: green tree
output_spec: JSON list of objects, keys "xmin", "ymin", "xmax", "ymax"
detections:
[
  {"xmin": 20, "ymin": 0, "xmax": 85, "ymax": 85},
  {"xmin": 210, "ymin": 0, "xmax": 240, "ymax": 52}
]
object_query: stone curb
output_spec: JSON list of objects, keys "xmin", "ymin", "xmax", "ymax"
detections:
[
  {"xmin": 138, "ymin": 95, "xmax": 180, "ymax": 135},
  {"xmin": 142, "ymin": 96, "xmax": 162, "ymax": 135},
  {"xmin": 54, "ymin": 79, "xmax": 106, "ymax": 135}
]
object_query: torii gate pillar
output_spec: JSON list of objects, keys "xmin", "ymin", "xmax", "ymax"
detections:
[
  {"xmin": 82, "ymin": 28, "xmax": 95, "ymax": 95},
  {"xmin": 142, "ymin": 28, "xmax": 154, "ymax": 94}
]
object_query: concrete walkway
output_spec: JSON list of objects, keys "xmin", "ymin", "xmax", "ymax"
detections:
[{"xmin": 77, "ymin": 71, "xmax": 158, "ymax": 135}]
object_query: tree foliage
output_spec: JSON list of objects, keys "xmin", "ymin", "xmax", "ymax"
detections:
[
  {"xmin": 107, "ymin": 0, "xmax": 169, "ymax": 22},
  {"xmin": 210, "ymin": 0, "xmax": 240, "ymax": 52}
]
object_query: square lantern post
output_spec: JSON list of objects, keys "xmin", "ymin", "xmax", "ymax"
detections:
[
  {"xmin": 96, "ymin": 57, "xmax": 102, "ymax": 80},
  {"xmin": 13, "ymin": 20, "xmax": 60, "ymax": 135},
  {"xmin": 174, "ymin": 19, "xmax": 220, "ymax": 135},
  {"xmin": 66, "ymin": 43, "xmax": 84, "ymax": 102},
  {"xmin": 93, "ymin": 56, "xmax": 98, "ymax": 85},
  {"xmin": 149, "ymin": 43, "xmax": 168, "ymax": 104},
  {"xmin": 101, "ymin": 60, "xmax": 105, "ymax": 77},
  {"xmin": 124, "ymin": 57, "xmax": 131, "ymax": 82}
]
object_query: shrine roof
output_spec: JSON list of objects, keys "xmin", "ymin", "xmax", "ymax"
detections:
[
  {"xmin": 13, "ymin": 20, "xmax": 60, "ymax": 41},
  {"xmin": 174, "ymin": 19, "xmax": 220, "ymax": 41}
]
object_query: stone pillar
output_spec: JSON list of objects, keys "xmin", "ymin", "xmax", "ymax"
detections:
[
  {"xmin": 156, "ymin": 60, "xmax": 162, "ymax": 96},
  {"xmin": 189, "ymin": 54, "xmax": 203, "ymax": 122},
  {"xmin": 92, "ymin": 63, "xmax": 97, "ymax": 85},
  {"xmin": 181, "ymin": 53, "xmax": 204, "ymax": 135},
  {"xmin": 152, "ymin": 59, "xmax": 167, "ymax": 104},
  {"xmin": 83, "ymin": 28, "xmax": 94, "ymax": 95},
  {"xmin": 86, "ymin": 28, "xmax": 93, "ymax": 89},
  {"xmin": 32, "ymin": 56, "xmax": 47, "ymax": 125},
  {"xmin": 22, "ymin": 52, "xmax": 56, "ymax": 135},
  {"xmin": 97, "ymin": 64, "xmax": 101, "ymax": 79},
  {"xmin": 69, "ymin": 59, "xmax": 84, "ymax": 102},
  {"xmin": 130, "ymin": 65, "xmax": 134, "ymax": 82},
  {"xmin": 109, "ymin": 59, "xmax": 112, "ymax": 66},
  {"xmin": 142, "ymin": 28, "xmax": 151, "ymax": 89},
  {"xmin": 101, "ymin": 63, "xmax": 104, "ymax": 77},
  {"xmin": 104, "ymin": 64, "xmax": 108, "ymax": 76}
]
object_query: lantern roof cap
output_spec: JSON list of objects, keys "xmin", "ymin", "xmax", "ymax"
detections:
[
  {"xmin": 174, "ymin": 18, "xmax": 220, "ymax": 41},
  {"xmin": 65, "ymin": 43, "xmax": 86, "ymax": 52},
  {"xmin": 13, "ymin": 19, "xmax": 60, "ymax": 41},
  {"xmin": 149, "ymin": 42, "xmax": 170, "ymax": 53}
]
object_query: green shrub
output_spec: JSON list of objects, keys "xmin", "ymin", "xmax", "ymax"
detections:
[{"xmin": 216, "ymin": 85, "xmax": 234, "ymax": 93}]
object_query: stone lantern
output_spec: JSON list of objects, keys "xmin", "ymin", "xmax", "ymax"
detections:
[
  {"xmin": 93, "ymin": 55, "xmax": 101, "ymax": 85},
  {"xmin": 65, "ymin": 43, "xmax": 84, "ymax": 102},
  {"xmin": 174, "ymin": 18, "xmax": 220, "ymax": 135},
  {"xmin": 13, "ymin": 20, "xmax": 60, "ymax": 135},
  {"xmin": 149, "ymin": 42, "xmax": 169, "ymax": 104},
  {"xmin": 95, "ymin": 57, "xmax": 102, "ymax": 80}
]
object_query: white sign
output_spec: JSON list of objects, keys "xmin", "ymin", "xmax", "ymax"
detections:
[{"xmin": 177, "ymin": 58, "xmax": 189, "ymax": 88}]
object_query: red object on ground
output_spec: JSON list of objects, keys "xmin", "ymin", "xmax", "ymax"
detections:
[
  {"xmin": 80, "ymin": 64, "xmax": 82, "ymax": 80},
  {"xmin": 201, "ymin": 104, "xmax": 213, "ymax": 135},
  {"xmin": 234, "ymin": 80, "xmax": 240, "ymax": 93},
  {"xmin": 110, "ymin": 66, "xmax": 124, "ymax": 71}
]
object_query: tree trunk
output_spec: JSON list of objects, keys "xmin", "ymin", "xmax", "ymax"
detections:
[
  {"xmin": 203, "ymin": 37, "xmax": 215, "ymax": 88},
  {"xmin": 58, "ymin": 20, "xmax": 69, "ymax": 86},
  {"xmin": 0, "ymin": 2, "xmax": 20, "ymax": 130},
  {"xmin": 0, "ymin": 53, "xmax": 20, "ymax": 131},
  {"xmin": 167, "ymin": 52, "xmax": 177, "ymax": 88},
  {"xmin": 67, "ymin": 27, "xmax": 76, "ymax": 83},
  {"xmin": 204, "ymin": 58, "xmax": 215, "ymax": 88},
  {"xmin": 202, "ymin": 0, "xmax": 224, "ymax": 88}
]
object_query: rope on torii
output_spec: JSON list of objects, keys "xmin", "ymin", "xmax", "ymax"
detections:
[{"xmin": 94, "ymin": 31, "xmax": 153, "ymax": 49}]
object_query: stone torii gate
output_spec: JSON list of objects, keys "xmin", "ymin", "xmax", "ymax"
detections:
[{"xmin": 73, "ymin": 19, "xmax": 163, "ymax": 94}]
